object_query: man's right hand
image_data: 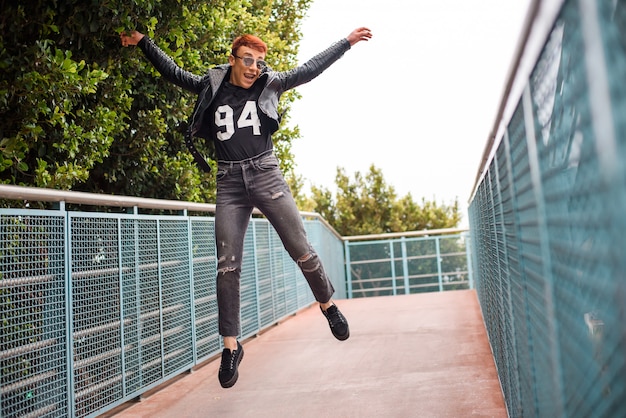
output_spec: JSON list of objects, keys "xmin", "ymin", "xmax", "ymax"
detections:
[{"xmin": 120, "ymin": 30, "xmax": 145, "ymax": 47}]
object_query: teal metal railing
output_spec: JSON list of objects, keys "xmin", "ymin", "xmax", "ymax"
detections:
[
  {"xmin": 468, "ymin": 0, "xmax": 626, "ymax": 416},
  {"xmin": 0, "ymin": 185, "xmax": 469, "ymax": 417},
  {"xmin": 0, "ymin": 186, "xmax": 344, "ymax": 417}
]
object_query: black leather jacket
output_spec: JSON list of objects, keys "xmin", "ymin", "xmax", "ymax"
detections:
[{"xmin": 138, "ymin": 36, "xmax": 351, "ymax": 171}]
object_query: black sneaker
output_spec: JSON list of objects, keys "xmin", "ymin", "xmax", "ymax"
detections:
[
  {"xmin": 321, "ymin": 304, "xmax": 350, "ymax": 341},
  {"xmin": 219, "ymin": 341, "xmax": 244, "ymax": 388}
]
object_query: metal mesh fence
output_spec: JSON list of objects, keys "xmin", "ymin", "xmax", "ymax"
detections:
[
  {"xmin": 468, "ymin": 0, "xmax": 626, "ymax": 416},
  {"xmin": 70, "ymin": 215, "xmax": 124, "ymax": 416},
  {"xmin": 0, "ymin": 209, "xmax": 332, "ymax": 417},
  {"xmin": 190, "ymin": 219, "xmax": 219, "ymax": 360},
  {"xmin": 0, "ymin": 212, "xmax": 68, "ymax": 418},
  {"xmin": 345, "ymin": 234, "xmax": 471, "ymax": 298}
]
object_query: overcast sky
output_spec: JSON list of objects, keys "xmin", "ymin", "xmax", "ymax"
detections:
[{"xmin": 287, "ymin": 0, "xmax": 532, "ymax": 228}]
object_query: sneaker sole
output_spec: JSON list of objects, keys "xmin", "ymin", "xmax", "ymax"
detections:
[
  {"xmin": 220, "ymin": 349, "xmax": 244, "ymax": 389},
  {"xmin": 334, "ymin": 330, "xmax": 350, "ymax": 341}
]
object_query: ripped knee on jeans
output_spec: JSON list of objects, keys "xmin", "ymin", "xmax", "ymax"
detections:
[
  {"xmin": 297, "ymin": 251, "xmax": 320, "ymax": 273},
  {"xmin": 217, "ymin": 255, "xmax": 239, "ymax": 275}
]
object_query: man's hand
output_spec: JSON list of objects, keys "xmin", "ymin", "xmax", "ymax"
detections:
[
  {"xmin": 120, "ymin": 30, "xmax": 145, "ymax": 47},
  {"xmin": 346, "ymin": 27, "xmax": 373, "ymax": 46}
]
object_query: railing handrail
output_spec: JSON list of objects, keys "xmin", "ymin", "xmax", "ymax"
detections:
[
  {"xmin": 0, "ymin": 184, "xmax": 217, "ymax": 212},
  {"xmin": 0, "ymin": 184, "xmax": 347, "ymax": 238},
  {"xmin": 342, "ymin": 228, "xmax": 468, "ymax": 242},
  {"xmin": 469, "ymin": 0, "xmax": 566, "ymax": 203},
  {"xmin": 0, "ymin": 184, "xmax": 467, "ymax": 241}
]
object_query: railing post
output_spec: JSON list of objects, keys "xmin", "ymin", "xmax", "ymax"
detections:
[
  {"xmin": 156, "ymin": 220, "xmax": 165, "ymax": 379},
  {"xmin": 435, "ymin": 236, "xmax": 443, "ymax": 292},
  {"xmin": 187, "ymin": 212, "xmax": 198, "ymax": 366},
  {"xmin": 401, "ymin": 237, "xmax": 410, "ymax": 294},
  {"xmin": 344, "ymin": 240, "xmax": 352, "ymax": 299},
  {"xmin": 117, "ymin": 218, "xmax": 127, "ymax": 396},
  {"xmin": 133, "ymin": 207, "xmax": 143, "ymax": 386},
  {"xmin": 464, "ymin": 232, "xmax": 474, "ymax": 290},
  {"xmin": 252, "ymin": 220, "xmax": 262, "ymax": 331},
  {"xmin": 64, "ymin": 202, "xmax": 76, "ymax": 417},
  {"xmin": 389, "ymin": 240, "xmax": 397, "ymax": 296},
  {"xmin": 523, "ymin": 83, "xmax": 563, "ymax": 416}
]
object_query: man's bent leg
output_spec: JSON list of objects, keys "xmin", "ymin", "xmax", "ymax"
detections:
[
  {"xmin": 252, "ymin": 175, "xmax": 335, "ymax": 302},
  {"xmin": 248, "ymin": 160, "xmax": 349, "ymax": 339}
]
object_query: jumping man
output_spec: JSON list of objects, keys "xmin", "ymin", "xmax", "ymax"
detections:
[{"xmin": 120, "ymin": 24, "xmax": 372, "ymax": 388}]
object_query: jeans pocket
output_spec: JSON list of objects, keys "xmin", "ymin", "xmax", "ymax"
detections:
[
  {"xmin": 257, "ymin": 156, "xmax": 279, "ymax": 171},
  {"xmin": 216, "ymin": 168, "xmax": 228, "ymax": 180}
]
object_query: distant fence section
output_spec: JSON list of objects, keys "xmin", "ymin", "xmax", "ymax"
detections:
[
  {"xmin": 468, "ymin": 0, "xmax": 626, "ymax": 417},
  {"xmin": 344, "ymin": 230, "xmax": 472, "ymax": 298}
]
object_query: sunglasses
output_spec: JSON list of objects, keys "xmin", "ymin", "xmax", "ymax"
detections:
[{"xmin": 233, "ymin": 55, "xmax": 267, "ymax": 71}]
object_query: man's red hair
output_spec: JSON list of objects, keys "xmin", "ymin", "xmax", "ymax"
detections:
[{"xmin": 231, "ymin": 34, "xmax": 267, "ymax": 55}]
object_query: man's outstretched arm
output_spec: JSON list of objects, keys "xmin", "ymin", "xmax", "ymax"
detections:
[{"xmin": 118, "ymin": 30, "xmax": 204, "ymax": 93}]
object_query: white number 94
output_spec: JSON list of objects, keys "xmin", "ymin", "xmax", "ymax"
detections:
[{"xmin": 215, "ymin": 101, "xmax": 261, "ymax": 141}]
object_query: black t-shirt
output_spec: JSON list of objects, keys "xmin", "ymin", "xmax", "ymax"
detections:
[{"xmin": 207, "ymin": 79, "xmax": 273, "ymax": 161}]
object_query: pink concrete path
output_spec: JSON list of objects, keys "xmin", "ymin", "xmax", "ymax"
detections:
[{"xmin": 104, "ymin": 290, "xmax": 506, "ymax": 418}]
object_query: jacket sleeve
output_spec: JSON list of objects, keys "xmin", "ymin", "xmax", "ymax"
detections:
[
  {"xmin": 137, "ymin": 36, "xmax": 205, "ymax": 94},
  {"xmin": 277, "ymin": 38, "xmax": 351, "ymax": 92}
]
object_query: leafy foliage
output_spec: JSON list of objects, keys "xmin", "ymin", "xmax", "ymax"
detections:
[
  {"xmin": 0, "ymin": 0, "xmax": 459, "ymax": 234},
  {"xmin": 0, "ymin": 0, "xmax": 311, "ymax": 203},
  {"xmin": 309, "ymin": 165, "xmax": 461, "ymax": 235}
]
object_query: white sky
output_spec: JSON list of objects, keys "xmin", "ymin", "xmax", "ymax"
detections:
[{"xmin": 288, "ymin": 0, "xmax": 532, "ymax": 228}]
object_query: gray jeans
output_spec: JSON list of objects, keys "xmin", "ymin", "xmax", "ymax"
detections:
[{"xmin": 215, "ymin": 151, "xmax": 335, "ymax": 337}]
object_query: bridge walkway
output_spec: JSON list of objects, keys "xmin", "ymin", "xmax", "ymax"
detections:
[{"xmin": 105, "ymin": 290, "xmax": 505, "ymax": 418}]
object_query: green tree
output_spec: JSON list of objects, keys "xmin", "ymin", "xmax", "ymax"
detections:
[
  {"xmin": 0, "ymin": 0, "xmax": 311, "ymax": 204},
  {"xmin": 309, "ymin": 164, "xmax": 461, "ymax": 236}
]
